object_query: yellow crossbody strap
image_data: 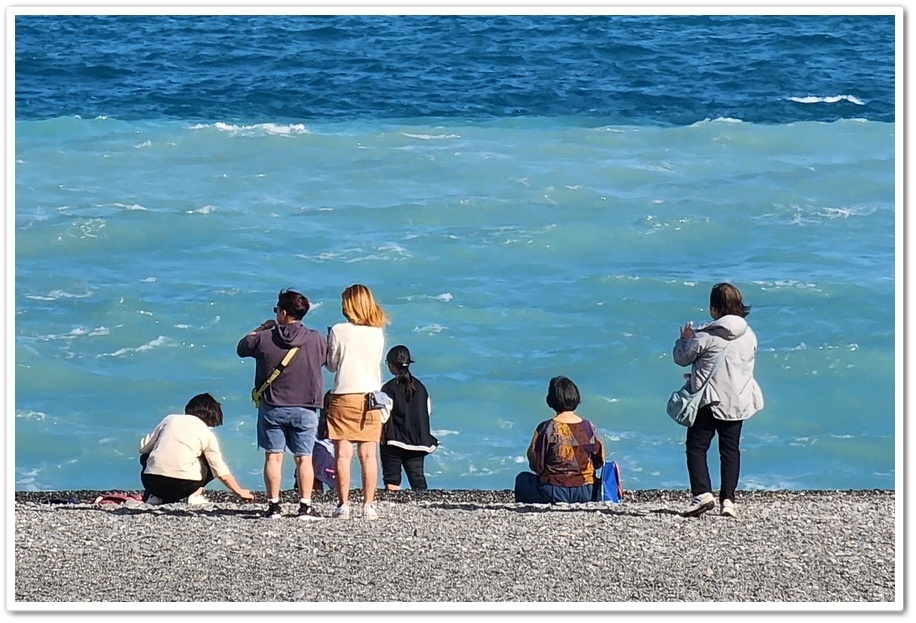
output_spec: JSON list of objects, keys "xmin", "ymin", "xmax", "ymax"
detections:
[{"xmin": 251, "ymin": 347, "xmax": 299, "ymax": 407}]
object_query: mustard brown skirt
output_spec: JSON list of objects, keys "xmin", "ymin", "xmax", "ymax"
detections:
[{"xmin": 326, "ymin": 392, "xmax": 382, "ymax": 442}]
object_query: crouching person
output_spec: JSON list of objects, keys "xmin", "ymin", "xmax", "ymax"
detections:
[
  {"xmin": 140, "ymin": 392, "xmax": 254, "ymax": 506},
  {"xmin": 514, "ymin": 376, "xmax": 605, "ymax": 504}
]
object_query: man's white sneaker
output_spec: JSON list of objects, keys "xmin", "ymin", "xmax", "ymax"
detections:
[
  {"xmin": 363, "ymin": 504, "xmax": 379, "ymax": 521},
  {"xmin": 720, "ymin": 499, "xmax": 737, "ymax": 518},
  {"xmin": 683, "ymin": 492, "xmax": 716, "ymax": 517},
  {"xmin": 146, "ymin": 494, "xmax": 163, "ymax": 506},
  {"xmin": 332, "ymin": 504, "xmax": 351, "ymax": 519}
]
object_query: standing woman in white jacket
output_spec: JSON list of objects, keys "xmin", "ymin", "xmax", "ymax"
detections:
[
  {"xmin": 325, "ymin": 284, "xmax": 388, "ymax": 520},
  {"xmin": 673, "ymin": 283, "xmax": 764, "ymax": 518}
]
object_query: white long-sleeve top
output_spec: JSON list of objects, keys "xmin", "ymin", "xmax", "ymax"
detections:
[
  {"xmin": 326, "ymin": 322, "xmax": 384, "ymax": 394},
  {"xmin": 139, "ymin": 414, "xmax": 231, "ymax": 480}
]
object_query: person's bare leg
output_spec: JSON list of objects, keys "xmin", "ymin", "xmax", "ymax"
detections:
[
  {"xmin": 294, "ymin": 455, "xmax": 314, "ymax": 501},
  {"xmin": 334, "ymin": 440, "xmax": 353, "ymax": 507},
  {"xmin": 263, "ymin": 452, "xmax": 284, "ymax": 500},
  {"xmin": 358, "ymin": 441, "xmax": 378, "ymax": 506}
]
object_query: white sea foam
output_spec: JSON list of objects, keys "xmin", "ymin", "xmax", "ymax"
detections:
[
  {"xmin": 401, "ymin": 293, "xmax": 453, "ymax": 303},
  {"xmin": 789, "ymin": 94, "xmax": 865, "ymax": 105},
  {"xmin": 16, "ymin": 410, "xmax": 48, "ymax": 421},
  {"xmin": 98, "ymin": 336, "xmax": 170, "ymax": 358},
  {"xmin": 186, "ymin": 205, "xmax": 216, "ymax": 214},
  {"xmin": 819, "ymin": 206, "xmax": 877, "ymax": 219},
  {"xmin": 752, "ymin": 279, "xmax": 819, "ymax": 290},
  {"xmin": 190, "ymin": 122, "xmax": 309, "ymax": 136},
  {"xmin": 413, "ymin": 324, "xmax": 447, "ymax": 334},
  {"xmin": 24, "ymin": 289, "xmax": 93, "ymax": 301},
  {"xmin": 401, "ymin": 132, "xmax": 460, "ymax": 140},
  {"xmin": 93, "ymin": 202, "xmax": 147, "ymax": 211},
  {"xmin": 691, "ymin": 117, "xmax": 744, "ymax": 125}
]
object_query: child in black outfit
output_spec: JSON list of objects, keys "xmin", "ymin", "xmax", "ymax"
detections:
[{"xmin": 380, "ymin": 345, "xmax": 439, "ymax": 490}]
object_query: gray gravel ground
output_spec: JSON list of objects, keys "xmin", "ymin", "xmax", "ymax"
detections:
[{"xmin": 12, "ymin": 489, "xmax": 897, "ymax": 608}]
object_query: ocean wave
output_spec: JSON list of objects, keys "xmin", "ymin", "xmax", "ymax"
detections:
[
  {"xmin": 189, "ymin": 122, "xmax": 309, "ymax": 136},
  {"xmin": 413, "ymin": 324, "xmax": 448, "ymax": 334},
  {"xmin": 789, "ymin": 95, "xmax": 865, "ymax": 105},
  {"xmin": 185, "ymin": 205, "xmax": 216, "ymax": 214},
  {"xmin": 306, "ymin": 244, "xmax": 412, "ymax": 264},
  {"xmin": 819, "ymin": 206, "xmax": 878, "ymax": 219},
  {"xmin": 690, "ymin": 117, "xmax": 745, "ymax": 125},
  {"xmin": 97, "ymin": 335, "xmax": 170, "ymax": 358},
  {"xmin": 16, "ymin": 410, "xmax": 48, "ymax": 421},
  {"xmin": 24, "ymin": 289, "xmax": 93, "ymax": 301},
  {"xmin": 401, "ymin": 132, "xmax": 461, "ymax": 140},
  {"xmin": 400, "ymin": 293, "xmax": 453, "ymax": 302},
  {"xmin": 752, "ymin": 279, "xmax": 819, "ymax": 290},
  {"xmin": 36, "ymin": 326, "xmax": 111, "ymax": 340}
]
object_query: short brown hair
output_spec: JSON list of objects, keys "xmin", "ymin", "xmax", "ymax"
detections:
[{"xmin": 710, "ymin": 282, "xmax": 751, "ymax": 318}]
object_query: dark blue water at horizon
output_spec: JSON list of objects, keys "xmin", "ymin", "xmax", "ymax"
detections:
[{"xmin": 15, "ymin": 14, "xmax": 895, "ymax": 125}]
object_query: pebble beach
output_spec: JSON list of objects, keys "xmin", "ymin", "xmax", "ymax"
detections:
[{"xmin": 11, "ymin": 488, "xmax": 898, "ymax": 611}]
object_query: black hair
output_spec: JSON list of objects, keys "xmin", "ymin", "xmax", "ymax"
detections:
[
  {"xmin": 545, "ymin": 376, "xmax": 581, "ymax": 413},
  {"xmin": 710, "ymin": 282, "xmax": 751, "ymax": 318},
  {"xmin": 386, "ymin": 344, "xmax": 417, "ymax": 400},
  {"xmin": 277, "ymin": 289, "xmax": 310, "ymax": 321},
  {"xmin": 185, "ymin": 393, "xmax": 223, "ymax": 427}
]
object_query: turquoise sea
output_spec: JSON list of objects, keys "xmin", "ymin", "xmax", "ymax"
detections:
[{"xmin": 11, "ymin": 13, "xmax": 900, "ymax": 493}]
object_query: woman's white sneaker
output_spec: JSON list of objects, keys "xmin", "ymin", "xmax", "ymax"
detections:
[
  {"xmin": 363, "ymin": 504, "xmax": 379, "ymax": 521},
  {"xmin": 720, "ymin": 499, "xmax": 737, "ymax": 518},
  {"xmin": 683, "ymin": 492, "xmax": 716, "ymax": 517},
  {"xmin": 332, "ymin": 504, "xmax": 351, "ymax": 519}
]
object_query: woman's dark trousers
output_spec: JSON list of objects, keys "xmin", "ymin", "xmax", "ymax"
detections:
[{"xmin": 686, "ymin": 405, "xmax": 743, "ymax": 502}]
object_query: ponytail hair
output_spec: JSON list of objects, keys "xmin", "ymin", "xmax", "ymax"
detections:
[{"xmin": 386, "ymin": 345, "xmax": 416, "ymax": 400}]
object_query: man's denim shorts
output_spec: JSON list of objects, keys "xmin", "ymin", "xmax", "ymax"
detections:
[{"xmin": 257, "ymin": 404, "xmax": 318, "ymax": 456}]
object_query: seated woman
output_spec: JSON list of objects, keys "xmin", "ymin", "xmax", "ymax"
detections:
[
  {"xmin": 139, "ymin": 392, "xmax": 254, "ymax": 505},
  {"xmin": 514, "ymin": 376, "xmax": 605, "ymax": 504}
]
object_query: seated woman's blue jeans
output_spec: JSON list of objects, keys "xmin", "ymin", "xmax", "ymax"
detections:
[{"xmin": 514, "ymin": 471, "xmax": 594, "ymax": 504}]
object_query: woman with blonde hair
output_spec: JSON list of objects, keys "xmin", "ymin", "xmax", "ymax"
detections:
[{"xmin": 325, "ymin": 284, "xmax": 388, "ymax": 520}]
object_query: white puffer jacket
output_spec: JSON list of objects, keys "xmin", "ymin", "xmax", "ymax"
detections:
[{"xmin": 672, "ymin": 314, "xmax": 764, "ymax": 421}]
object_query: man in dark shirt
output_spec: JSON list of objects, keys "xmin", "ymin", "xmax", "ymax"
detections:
[{"xmin": 238, "ymin": 289, "xmax": 327, "ymax": 519}]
